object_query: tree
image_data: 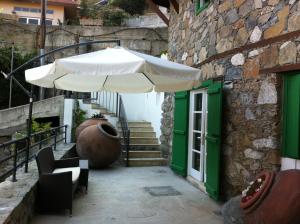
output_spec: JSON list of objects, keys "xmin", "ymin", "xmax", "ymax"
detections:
[
  {"xmin": 80, "ymin": 0, "xmax": 90, "ymax": 17},
  {"xmin": 111, "ymin": 0, "xmax": 146, "ymax": 15},
  {"xmin": 100, "ymin": 5, "xmax": 128, "ymax": 26},
  {"xmin": 0, "ymin": 47, "xmax": 36, "ymax": 109}
]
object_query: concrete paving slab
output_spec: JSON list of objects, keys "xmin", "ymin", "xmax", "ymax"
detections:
[{"xmin": 31, "ymin": 166, "xmax": 223, "ymax": 224}]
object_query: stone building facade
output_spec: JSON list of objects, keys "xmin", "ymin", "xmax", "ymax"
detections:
[{"xmin": 167, "ymin": 0, "xmax": 300, "ymax": 199}]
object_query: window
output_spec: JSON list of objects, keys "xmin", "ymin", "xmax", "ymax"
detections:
[
  {"xmin": 14, "ymin": 7, "xmax": 53, "ymax": 14},
  {"xmin": 45, "ymin": 20, "xmax": 53, "ymax": 26},
  {"xmin": 30, "ymin": 8, "xmax": 40, "ymax": 13},
  {"xmin": 18, "ymin": 17, "xmax": 27, "ymax": 24},
  {"xmin": 18, "ymin": 17, "xmax": 53, "ymax": 26},
  {"xmin": 28, "ymin": 18, "xmax": 39, "ymax": 25},
  {"xmin": 47, "ymin": 9, "xmax": 54, "ymax": 14},
  {"xmin": 14, "ymin": 7, "xmax": 22, "ymax": 11},
  {"xmin": 195, "ymin": 0, "xmax": 210, "ymax": 15}
]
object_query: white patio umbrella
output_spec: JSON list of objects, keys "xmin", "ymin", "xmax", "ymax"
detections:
[{"xmin": 25, "ymin": 47, "xmax": 201, "ymax": 93}]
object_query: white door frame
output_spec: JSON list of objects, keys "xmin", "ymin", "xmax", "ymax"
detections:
[{"xmin": 188, "ymin": 89, "xmax": 208, "ymax": 182}]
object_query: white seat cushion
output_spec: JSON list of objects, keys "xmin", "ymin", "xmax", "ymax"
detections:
[{"xmin": 53, "ymin": 167, "xmax": 80, "ymax": 183}]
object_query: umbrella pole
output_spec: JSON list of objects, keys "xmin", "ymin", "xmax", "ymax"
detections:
[{"xmin": 25, "ymin": 85, "xmax": 34, "ymax": 173}]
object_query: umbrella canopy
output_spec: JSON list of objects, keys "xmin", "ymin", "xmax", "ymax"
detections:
[{"xmin": 25, "ymin": 47, "xmax": 201, "ymax": 93}]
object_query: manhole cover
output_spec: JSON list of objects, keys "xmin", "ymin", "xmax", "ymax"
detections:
[
  {"xmin": 153, "ymin": 169, "xmax": 167, "ymax": 174},
  {"xmin": 144, "ymin": 186, "xmax": 182, "ymax": 197}
]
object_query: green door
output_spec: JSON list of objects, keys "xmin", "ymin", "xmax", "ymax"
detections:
[
  {"xmin": 282, "ymin": 72, "xmax": 300, "ymax": 158},
  {"xmin": 171, "ymin": 91, "xmax": 189, "ymax": 176},
  {"xmin": 205, "ymin": 82, "xmax": 223, "ymax": 200}
]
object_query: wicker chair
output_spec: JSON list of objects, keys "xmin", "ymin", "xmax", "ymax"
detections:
[{"xmin": 35, "ymin": 147, "xmax": 80, "ymax": 216}]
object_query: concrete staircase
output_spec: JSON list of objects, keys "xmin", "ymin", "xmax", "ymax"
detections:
[
  {"xmin": 118, "ymin": 121, "xmax": 167, "ymax": 167},
  {"xmin": 91, "ymin": 103, "xmax": 116, "ymax": 116}
]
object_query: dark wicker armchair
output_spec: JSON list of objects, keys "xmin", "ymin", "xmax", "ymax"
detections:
[{"xmin": 35, "ymin": 147, "xmax": 80, "ymax": 216}]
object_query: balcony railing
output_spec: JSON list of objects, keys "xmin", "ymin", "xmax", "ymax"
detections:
[{"xmin": 0, "ymin": 125, "xmax": 67, "ymax": 182}]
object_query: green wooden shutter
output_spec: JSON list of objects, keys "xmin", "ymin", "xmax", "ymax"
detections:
[
  {"xmin": 282, "ymin": 73, "xmax": 300, "ymax": 158},
  {"xmin": 171, "ymin": 91, "xmax": 189, "ymax": 176},
  {"xmin": 205, "ymin": 82, "xmax": 223, "ymax": 200}
]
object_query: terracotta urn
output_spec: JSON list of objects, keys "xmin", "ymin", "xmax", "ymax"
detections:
[
  {"xmin": 240, "ymin": 171, "xmax": 275, "ymax": 212},
  {"xmin": 76, "ymin": 123, "xmax": 121, "ymax": 168},
  {"xmin": 242, "ymin": 170, "xmax": 300, "ymax": 224},
  {"xmin": 75, "ymin": 118, "xmax": 108, "ymax": 140}
]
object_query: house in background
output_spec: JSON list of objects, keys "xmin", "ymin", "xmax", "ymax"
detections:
[
  {"xmin": 151, "ymin": 0, "xmax": 300, "ymax": 201},
  {"xmin": 0, "ymin": 0, "xmax": 78, "ymax": 25}
]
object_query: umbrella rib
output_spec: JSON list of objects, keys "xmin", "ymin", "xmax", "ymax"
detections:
[
  {"xmin": 52, "ymin": 73, "xmax": 68, "ymax": 89},
  {"xmin": 142, "ymin": 72, "xmax": 155, "ymax": 86},
  {"xmin": 102, "ymin": 75, "xmax": 108, "ymax": 88}
]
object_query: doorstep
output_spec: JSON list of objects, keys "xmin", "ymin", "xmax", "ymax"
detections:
[{"xmin": 186, "ymin": 175, "xmax": 207, "ymax": 194}]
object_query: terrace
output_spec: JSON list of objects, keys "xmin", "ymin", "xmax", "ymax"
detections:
[{"xmin": 32, "ymin": 166, "xmax": 222, "ymax": 224}]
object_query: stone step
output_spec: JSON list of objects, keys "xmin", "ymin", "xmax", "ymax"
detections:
[
  {"xmin": 128, "ymin": 121, "xmax": 151, "ymax": 126},
  {"xmin": 125, "ymin": 158, "xmax": 168, "ymax": 167},
  {"xmin": 91, "ymin": 104, "xmax": 116, "ymax": 116},
  {"xmin": 125, "ymin": 150, "xmax": 162, "ymax": 158},
  {"xmin": 117, "ymin": 122, "xmax": 152, "ymax": 128},
  {"xmin": 127, "ymin": 144, "xmax": 160, "ymax": 151},
  {"xmin": 101, "ymin": 111, "xmax": 116, "ymax": 116},
  {"xmin": 91, "ymin": 103, "xmax": 107, "ymax": 111},
  {"xmin": 121, "ymin": 131, "xmax": 156, "ymax": 138},
  {"xmin": 122, "ymin": 127, "xmax": 154, "ymax": 132},
  {"xmin": 122, "ymin": 137, "xmax": 158, "ymax": 145}
]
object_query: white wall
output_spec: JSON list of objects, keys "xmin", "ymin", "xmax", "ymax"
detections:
[
  {"xmin": 63, "ymin": 99, "xmax": 74, "ymax": 143},
  {"xmin": 78, "ymin": 99, "xmax": 118, "ymax": 127},
  {"xmin": 120, "ymin": 92, "xmax": 164, "ymax": 140},
  {"xmin": 281, "ymin": 157, "xmax": 300, "ymax": 170},
  {"xmin": 68, "ymin": 93, "xmax": 164, "ymax": 141}
]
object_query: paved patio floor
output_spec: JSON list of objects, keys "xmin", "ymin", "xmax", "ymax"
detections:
[{"xmin": 31, "ymin": 166, "xmax": 223, "ymax": 224}]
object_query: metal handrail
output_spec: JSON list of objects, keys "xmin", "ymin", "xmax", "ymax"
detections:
[
  {"xmin": 118, "ymin": 96, "xmax": 130, "ymax": 167},
  {"xmin": 91, "ymin": 91, "xmax": 119, "ymax": 115},
  {"xmin": 0, "ymin": 125, "xmax": 67, "ymax": 182}
]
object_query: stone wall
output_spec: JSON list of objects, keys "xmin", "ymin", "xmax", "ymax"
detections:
[
  {"xmin": 222, "ymin": 74, "xmax": 282, "ymax": 198},
  {"xmin": 0, "ymin": 20, "xmax": 168, "ymax": 57},
  {"xmin": 160, "ymin": 93, "xmax": 175, "ymax": 161},
  {"xmin": 168, "ymin": 0, "xmax": 300, "ymax": 199},
  {"xmin": 0, "ymin": 95, "xmax": 64, "ymax": 137},
  {"xmin": 0, "ymin": 143, "xmax": 74, "ymax": 224}
]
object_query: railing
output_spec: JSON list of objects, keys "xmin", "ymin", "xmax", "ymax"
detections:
[
  {"xmin": 91, "ymin": 91, "xmax": 119, "ymax": 115},
  {"xmin": 0, "ymin": 125, "xmax": 67, "ymax": 182},
  {"xmin": 118, "ymin": 96, "xmax": 130, "ymax": 167}
]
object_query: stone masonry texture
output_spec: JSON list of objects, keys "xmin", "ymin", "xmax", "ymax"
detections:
[
  {"xmin": 167, "ymin": 0, "xmax": 300, "ymax": 199},
  {"xmin": 0, "ymin": 20, "xmax": 168, "ymax": 57}
]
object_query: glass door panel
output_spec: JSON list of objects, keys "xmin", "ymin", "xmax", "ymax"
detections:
[
  {"xmin": 192, "ymin": 151, "xmax": 201, "ymax": 171},
  {"xmin": 193, "ymin": 113, "xmax": 202, "ymax": 131},
  {"xmin": 188, "ymin": 90, "xmax": 207, "ymax": 182},
  {"xmin": 193, "ymin": 132, "xmax": 201, "ymax": 151}
]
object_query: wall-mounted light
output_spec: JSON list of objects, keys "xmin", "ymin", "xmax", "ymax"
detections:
[{"xmin": 223, "ymin": 81, "xmax": 233, "ymax": 90}]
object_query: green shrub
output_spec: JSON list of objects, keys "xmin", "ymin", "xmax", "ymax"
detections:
[
  {"xmin": 0, "ymin": 47, "xmax": 36, "ymax": 109},
  {"xmin": 32, "ymin": 119, "xmax": 52, "ymax": 133},
  {"xmin": 100, "ymin": 5, "xmax": 129, "ymax": 26},
  {"xmin": 71, "ymin": 100, "xmax": 87, "ymax": 142},
  {"xmin": 80, "ymin": 0, "xmax": 90, "ymax": 17},
  {"xmin": 91, "ymin": 112, "xmax": 105, "ymax": 119},
  {"xmin": 111, "ymin": 0, "xmax": 146, "ymax": 15}
]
